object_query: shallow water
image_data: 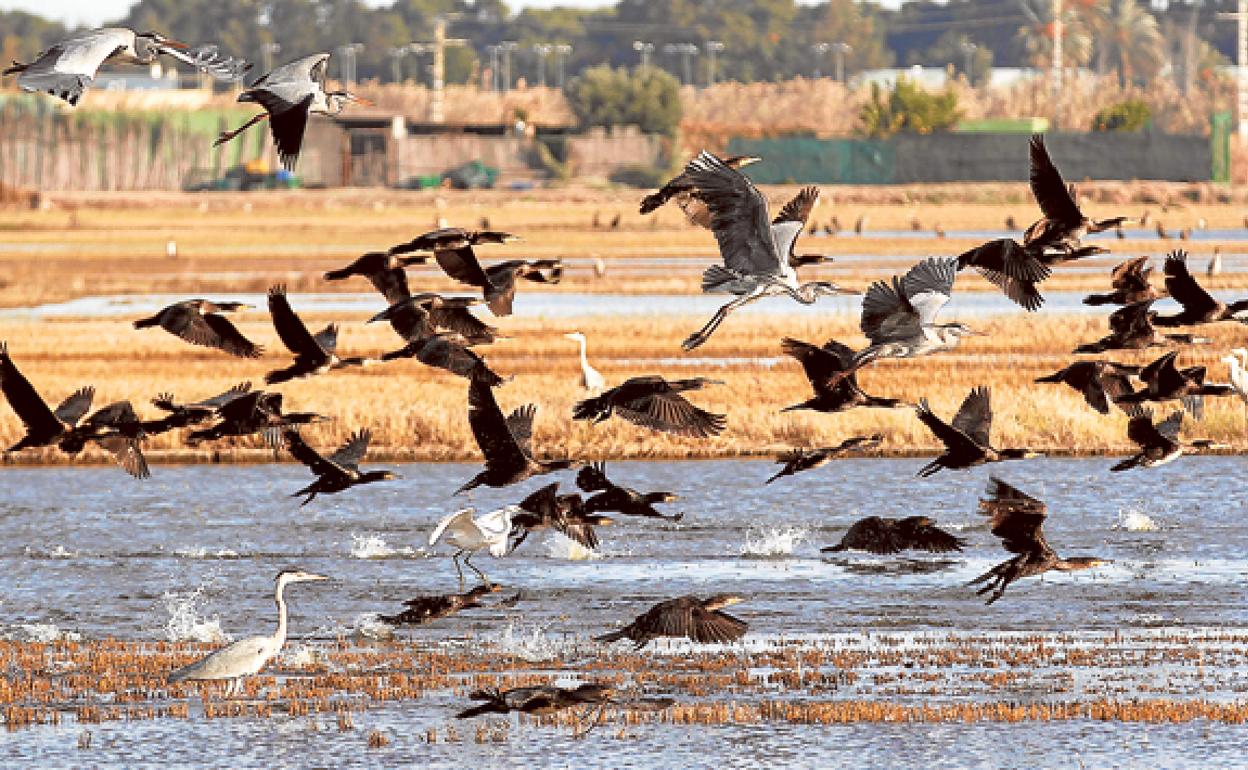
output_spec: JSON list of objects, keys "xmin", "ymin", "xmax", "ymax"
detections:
[{"xmin": 3, "ymin": 457, "xmax": 1248, "ymax": 766}]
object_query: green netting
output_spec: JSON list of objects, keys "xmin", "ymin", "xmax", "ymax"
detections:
[{"xmin": 726, "ymin": 137, "xmax": 894, "ymax": 184}]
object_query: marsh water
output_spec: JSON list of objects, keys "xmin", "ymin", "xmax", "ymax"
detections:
[{"xmin": 3, "ymin": 457, "xmax": 1248, "ymax": 767}]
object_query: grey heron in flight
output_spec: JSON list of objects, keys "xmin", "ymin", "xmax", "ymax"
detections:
[
  {"xmin": 638, "ymin": 152, "xmax": 762, "ymax": 227},
  {"xmin": 166, "ymin": 568, "xmax": 329, "ymax": 698},
  {"xmin": 214, "ymin": 53, "xmax": 369, "ymax": 171},
  {"xmin": 3, "ymin": 28, "xmax": 247, "ymax": 106},
  {"xmin": 678, "ymin": 152, "xmax": 852, "ymax": 351}
]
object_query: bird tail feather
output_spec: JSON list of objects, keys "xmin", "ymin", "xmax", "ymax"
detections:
[{"xmin": 701, "ymin": 265, "xmax": 740, "ymax": 293}]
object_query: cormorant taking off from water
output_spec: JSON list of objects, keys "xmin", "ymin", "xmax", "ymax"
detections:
[
  {"xmin": 576, "ymin": 462, "xmax": 683, "ymax": 521},
  {"xmin": 214, "ymin": 53, "xmax": 368, "ymax": 171},
  {"xmin": 378, "ymin": 584, "xmax": 502, "ymax": 626},
  {"xmin": 639, "ymin": 152, "xmax": 761, "ymax": 227},
  {"xmin": 456, "ymin": 378, "xmax": 575, "ymax": 495},
  {"xmin": 677, "ymin": 152, "xmax": 852, "ymax": 350},
  {"xmin": 1074, "ymin": 300, "xmax": 1209, "ymax": 354},
  {"xmin": 820, "ymin": 516, "xmax": 965, "ymax": 555},
  {"xmin": 1110, "ymin": 405, "xmax": 1228, "ymax": 472},
  {"xmin": 508, "ymin": 482, "xmax": 612, "ymax": 551},
  {"xmin": 596, "ymin": 594, "xmax": 748, "ymax": 650},
  {"xmin": 915, "ymin": 386, "xmax": 1043, "ymax": 477},
  {"xmin": 573, "ymin": 375, "xmax": 726, "ymax": 438},
  {"xmin": 780, "ymin": 338, "xmax": 908, "ymax": 414},
  {"xmin": 765, "ymin": 435, "xmax": 884, "ymax": 485},
  {"xmin": 266, "ymin": 285, "xmax": 374, "ymax": 384},
  {"xmin": 969, "ymin": 477, "xmax": 1110, "ymax": 605},
  {"xmin": 456, "ymin": 683, "xmax": 615, "ymax": 719},
  {"xmin": 284, "ymin": 428, "xmax": 396, "ymax": 506},
  {"xmin": 167, "ymin": 569, "xmax": 329, "ymax": 697},
  {"xmin": 955, "ymin": 238, "xmax": 1051, "ymax": 311},
  {"xmin": 1035, "ymin": 360, "xmax": 1139, "ymax": 415},
  {"xmin": 1024, "ymin": 135, "xmax": 1127, "ymax": 254},
  {"xmin": 1155, "ymin": 250, "xmax": 1248, "ymax": 327},
  {"xmin": 133, "ymin": 300, "xmax": 262, "ymax": 359},
  {"xmin": 1083, "ymin": 256, "xmax": 1165, "ymax": 307}
]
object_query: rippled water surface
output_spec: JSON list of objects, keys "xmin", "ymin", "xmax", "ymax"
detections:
[{"xmin": 3, "ymin": 457, "xmax": 1248, "ymax": 766}]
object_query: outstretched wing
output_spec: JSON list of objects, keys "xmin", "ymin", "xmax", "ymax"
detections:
[
  {"xmin": 0, "ymin": 342, "xmax": 63, "ymax": 436},
  {"xmin": 505, "ymin": 405, "xmax": 537, "ymax": 459},
  {"xmin": 1112, "ymin": 256, "xmax": 1151, "ymax": 292},
  {"xmin": 771, "ymin": 186, "xmax": 818, "ymax": 261},
  {"xmin": 1028, "ymin": 135, "xmax": 1082, "ymax": 225},
  {"xmin": 283, "ymin": 428, "xmax": 342, "ymax": 478},
  {"xmin": 53, "ymin": 386, "xmax": 95, "ymax": 426},
  {"xmin": 328, "ymin": 429, "xmax": 371, "ymax": 471},
  {"xmin": 1163, "ymin": 250, "xmax": 1218, "ymax": 319},
  {"xmin": 950, "ymin": 386, "xmax": 993, "ymax": 448},
  {"xmin": 915, "ymin": 398, "xmax": 982, "ymax": 456},
  {"xmin": 267, "ymin": 286, "xmax": 323, "ymax": 357},
  {"xmin": 681, "ymin": 151, "xmax": 784, "ymax": 277},
  {"xmin": 978, "ymin": 476, "xmax": 1049, "ymax": 555},
  {"xmin": 467, "ymin": 379, "xmax": 529, "ymax": 473},
  {"xmin": 901, "ymin": 257, "xmax": 957, "ymax": 326},
  {"xmin": 436, "ymin": 247, "xmax": 492, "ymax": 288}
]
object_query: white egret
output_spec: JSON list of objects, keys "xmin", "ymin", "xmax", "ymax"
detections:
[
  {"xmin": 564, "ymin": 332, "xmax": 605, "ymax": 393},
  {"xmin": 166, "ymin": 569, "xmax": 329, "ymax": 697},
  {"xmin": 429, "ymin": 506, "xmax": 517, "ymax": 589},
  {"xmin": 1224, "ymin": 348, "xmax": 1248, "ymax": 405}
]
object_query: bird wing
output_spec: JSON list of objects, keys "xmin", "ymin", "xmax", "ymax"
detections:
[
  {"xmin": 283, "ymin": 428, "xmax": 343, "ymax": 478},
  {"xmin": 902, "ymin": 256, "xmax": 958, "ymax": 326},
  {"xmin": 267, "ymin": 286, "xmax": 324, "ymax": 357},
  {"xmin": 475, "ymin": 506, "xmax": 517, "ymax": 546},
  {"xmin": 690, "ymin": 607, "xmax": 749, "ymax": 644},
  {"xmin": 860, "ymin": 275, "xmax": 918, "ymax": 342},
  {"xmin": 193, "ymin": 382, "xmax": 253, "ymax": 410},
  {"xmin": 1140, "ymin": 351, "xmax": 1181, "ymax": 392},
  {"xmin": 312, "ymin": 324, "xmax": 339, "ymax": 355},
  {"xmin": 1112, "ymin": 256, "xmax": 1150, "ymax": 292},
  {"xmin": 53, "ymin": 386, "xmax": 95, "ymax": 426},
  {"xmin": 367, "ymin": 267, "xmax": 412, "ymax": 305},
  {"xmin": 681, "ymin": 151, "xmax": 784, "ymax": 276},
  {"xmin": 94, "ymin": 435, "xmax": 150, "ymax": 479},
  {"xmin": 0, "ymin": 342, "xmax": 63, "ymax": 436},
  {"xmin": 200, "ymin": 313, "xmax": 263, "ymax": 358},
  {"xmin": 247, "ymin": 89, "xmax": 313, "ymax": 171},
  {"xmin": 328, "ymin": 429, "xmax": 371, "ymax": 471},
  {"xmin": 1109, "ymin": 300, "xmax": 1154, "ymax": 335},
  {"xmin": 518, "ymin": 481, "xmax": 561, "ymax": 516},
  {"xmin": 467, "ymin": 378, "xmax": 530, "ymax": 472},
  {"xmin": 909, "ymin": 524, "xmax": 966, "ymax": 553},
  {"xmin": 611, "ymin": 382, "xmax": 725, "ymax": 438},
  {"xmin": 1155, "ymin": 410, "xmax": 1184, "ymax": 441},
  {"xmin": 504, "ymin": 405, "xmax": 537, "ymax": 458},
  {"xmin": 838, "ymin": 517, "xmax": 904, "ymax": 554},
  {"xmin": 429, "ymin": 509, "xmax": 472, "ymax": 547},
  {"xmin": 13, "ymin": 29, "xmax": 130, "ymax": 103},
  {"xmin": 950, "ymin": 386, "xmax": 993, "ymax": 448},
  {"xmin": 168, "ymin": 634, "xmax": 277, "ymax": 682},
  {"xmin": 435, "ymin": 247, "xmax": 491, "ymax": 288},
  {"xmin": 575, "ymin": 462, "xmax": 612, "ymax": 493},
  {"xmin": 1028, "ymin": 135, "xmax": 1082, "ymax": 225},
  {"xmin": 771, "ymin": 186, "xmax": 818, "ymax": 261},
  {"xmin": 979, "ymin": 476, "xmax": 1050, "ymax": 556},
  {"xmin": 780, "ymin": 338, "xmax": 855, "ymax": 398},
  {"xmin": 915, "ymin": 399, "xmax": 982, "ymax": 455},
  {"xmin": 430, "ymin": 305, "xmax": 495, "ymax": 342},
  {"xmin": 1122, "ymin": 405, "xmax": 1168, "ymax": 449},
  {"xmin": 85, "ymin": 400, "xmax": 140, "ymax": 429},
  {"xmin": 1163, "ymin": 251, "xmax": 1219, "ymax": 318}
]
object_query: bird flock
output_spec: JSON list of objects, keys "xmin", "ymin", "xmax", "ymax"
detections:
[{"xmin": 3, "ymin": 28, "xmax": 1248, "ymax": 716}]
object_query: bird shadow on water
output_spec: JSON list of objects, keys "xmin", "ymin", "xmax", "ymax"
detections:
[{"xmin": 828, "ymin": 556, "xmax": 965, "ymax": 576}]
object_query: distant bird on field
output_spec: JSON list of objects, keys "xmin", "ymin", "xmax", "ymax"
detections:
[
  {"xmin": 820, "ymin": 515, "xmax": 965, "ymax": 555},
  {"xmin": 4, "ymin": 28, "xmax": 246, "ymax": 106},
  {"xmin": 572, "ymin": 375, "xmax": 726, "ymax": 438},
  {"xmin": 1023, "ymin": 135, "xmax": 1127, "ymax": 254},
  {"xmin": 764, "ymin": 435, "xmax": 883, "ymax": 485},
  {"xmin": 595, "ymin": 594, "xmax": 748, "ymax": 650},
  {"xmin": 167, "ymin": 569, "xmax": 328, "ymax": 697},
  {"xmin": 284, "ymin": 428, "xmax": 396, "ymax": 506},
  {"xmin": 214, "ymin": 53, "xmax": 369, "ymax": 171},
  {"xmin": 1154, "ymin": 250, "xmax": 1248, "ymax": 327},
  {"xmin": 968, "ymin": 477, "xmax": 1109, "ymax": 605},
  {"xmin": 456, "ymin": 378, "xmax": 575, "ymax": 495},
  {"xmin": 133, "ymin": 300, "xmax": 262, "ymax": 358},
  {"xmin": 914, "ymin": 386, "xmax": 1042, "ymax": 477},
  {"xmin": 638, "ymin": 152, "xmax": 761, "ymax": 228}
]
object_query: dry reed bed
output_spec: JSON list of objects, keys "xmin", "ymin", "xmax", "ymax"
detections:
[
  {"xmin": 5, "ymin": 631, "xmax": 1248, "ymax": 732},
  {"xmin": 0, "ymin": 310, "xmax": 1245, "ymax": 466}
]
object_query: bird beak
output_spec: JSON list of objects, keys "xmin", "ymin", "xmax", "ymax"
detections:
[
  {"xmin": 966, "ymin": 329, "xmax": 989, "ymax": 336},
  {"xmin": 163, "ymin": 39, "xmax": 190, "ymax": 50},
  {"xmin": 304, "ymin": 572, "xmax": 331, "ymax": 582}
]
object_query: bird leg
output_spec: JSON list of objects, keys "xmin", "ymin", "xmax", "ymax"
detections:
[
  {"xmin": 214, "ymin": 112, "xmax": 269, "ymax": 147},
  {"xmin": 463, "ymin": 551, "xmax": 492, "ymax": 589},
  {"xmin": 451, "ymin": 550, "xmax": 466, "ymax": 591},
  {"xmin": 572, "ymin": 703, "xmax": 608, "ymax": 739},
  {"xmin": 682, "ymin": 294, "xmax": 754, "ymax": 351}
]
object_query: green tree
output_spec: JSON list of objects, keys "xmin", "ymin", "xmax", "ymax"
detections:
[
  {"xmin": 802, "ymin": 0, "xmax": 893, "ymax": 80},
  {"xmin": 917, "ymin": 31, "xmax": 993, "ymax": 86},
  {"xmin": 565, "ymin": 64, "xmax": 681, "ymax": 136},
  {"xmin": 858, "ymin": 78, "xmax": 962, "ymax": 138},
  {"xmin": 1082, "ymin": 0, "xmax": 1166, "ymax": 87}
]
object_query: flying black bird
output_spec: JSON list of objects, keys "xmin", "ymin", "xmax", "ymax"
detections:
[
  {"xmin": 1035, "ymin": 360, "xmax": 1139, "ymax": 414},
  {"xmin": 1154, "ymin": 250, "xmax": 1248, "ymax": 327},
  {"xmin": 1074, "ymin": 300, "xmax": 1209, "ymax": 354},
  {"xmin": 1023, "ymin": 135, "xmax": 1127, "ymax": 254},
  {"xmin": 456, "ymin": 683, "xmax": 615, "ymax": 719},
  {"xmin": 1, "ymin": 342, "xmax": 94, "ymax": 454},
  {"xmin": 508, "ymin": 482, "xmax": 612, "ymax": 551},
  {"xmin": 595, "ymin": 594, "xmax": 748, "ymax": 650},
  {"xmin": 133, "ymin": 300, "xmax": 262, "ymax": 358},
  {"xmin": 456, "ymin": 378, "xmax": 575, "ymax": 495},
  {"xmin": 266, "ymin": 285, "xmax": 375, "ymax": 384},
  {"xmin": 955, "ymin": 238, "xmax": 1051, "ymax": 311},
  {"xmin": 639, "ymin": 153, "xmax": 762, "ymax": 227},
  {"xmin": 378, "ymin": 584, "xmax": 502, "ymax": 626},
  {"xmin": 323, "ymin": 250, "xmax": 428, "ymax": 302},
  {"xmin": 1110, "ymin": 405, "xmax": 1228, "ymax": 471},
  {"xmin": 1116, "ymin": 350, "xmax": 1236, "ymax": 413},
  {"xmin": 284, "ymin": 428, "xmax": 396, "ymax": 506},
  {"xmin": 764, "ymin": 434, "xmax": 884, "ymax": 484},
  {"xmin": 915, "ymin": 386, "xmax": 1042, "ymax": 477},
  {"xmin": 142, "ymin": 382, "xmax": 253, "ymax": 435},
  {"xmin": 368, "ymin": 295, "xmax": 505, "ymax": 384},
  {"xmin": 186, "ymin": 390, "xmax": 329, "ymax": 446},
  {"xmin": 820, "ymin": 516, "xmax": 965, "ymax": 555},
  {"xmin": 575, "ymin": 462, "xmax": 682, "ymax": 521},
  {"xmin": 969, "ymin": 476, "xmax": 1110, "ymax": 604},
  {"xmin": 780, "ymin": 338, "xmax": 908, "ymax": 414},
  {"xmin": 1083, "ymin": 256, "xmax": 1165, "ymax": 306},
  {"xmin": 572, "ymin": 376, "xmax": 726, "ymax": 438},
  {"xmin": 64, "ymin": 400, "xmax": 151, "ymax": 479}
]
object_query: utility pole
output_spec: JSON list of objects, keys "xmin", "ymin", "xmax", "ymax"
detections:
[
  {"xmin": 261, "ymin": 42, "xmax": 281, "ymax": 74},
  {"xmin": 706, "ymin": 40, "xmax": 723, "ymax": 85},
  {"xmin": 664, "ymin": 43, "xmax": 698, "ymax": 85},
  {"xmin": 960, "ymin": 41, "xmax": 978, "ymax": 83},
  {"xmin": 500, "ymin": 40, "xmax": 519, "ymax": 90},
  {"xmin": 532, "ymin": 43, "xmax": 552, "ymax": 87},
  {"xmin": 337, "ymin": 43, "xmax": 364, "ymax": 87},
  {"xmin": 387, "ymin": 45, "xmax": 409, "ymax": 84},
  {"xmin": 554, "ymin": 44, "xmax": 572, "ymax": 88},
  {"xmin": 1219, "ymin": 0, "xmax": 1248, "ymax": 138},
  {"xmin": 633, "ymin": 40, "xmax": 654, "ymax": 71},
  {"xmin": 831, "ymin": 42, "xmax": 852, "ymax": 83},
  {"xmin": 1051, "ymin": 0, "xmax": 1062, "ymax": 127},
  {"xmin": 811, "ymin": 42, "xmax": 829, "ymax": 78},
  {"xmin": 485, "ymin": 45, "xmax": 501, "ymax": 92}
]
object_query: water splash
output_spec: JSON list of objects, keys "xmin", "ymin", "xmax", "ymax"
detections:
[
  {"xmin": 350, "ymin": 534, "xmax": 416, "ymax": 560},
  {"xmin": 487, "ymin": 620, "xmax": 570, "ymax": 662},
  {"xmin": 740, "ymin": 525, "xmax": 809, "ymax": 558},
  {"xmin": 174, "ymin": 546, "xmax": 240, "ymax": 560},
  {"xmin": 544, "ymin": 532, "xmax": 599, "ymax": 561},
  {"xmin": 1115, "ymin": 507, "xmax": 1159, "ymax": 532},
  {"xmin": 351, "ymin": 613, "xmax": 395, "ymax": 641},
  {"xmin": 160, "ymin": 587, "xmax": 228, "ymax": 643},
  {"xmin": 8, "ymin": 623, "xmax": 82, "ymax": 642},
  {"xmin": 280, "ymin": 644, "xmax": 326, "ymax": 668}
]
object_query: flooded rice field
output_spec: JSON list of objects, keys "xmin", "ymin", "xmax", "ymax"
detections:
[{"xmin": 2, "ymin": 457, "xmax": 1248, "ymax": 766}]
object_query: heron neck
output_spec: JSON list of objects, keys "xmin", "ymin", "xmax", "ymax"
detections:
[
  {"xmin": 576, "ymin": 338, "xmax": 590, "ymax": 369},
  {"xmin": 274, "ymin": 580, "xmax": 289, "ymax": 647}
]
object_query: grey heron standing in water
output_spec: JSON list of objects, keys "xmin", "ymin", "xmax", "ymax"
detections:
[
  {"xmin": 3, "ymin": 28, "xmax": 248, "ymax": 106},
  {"xmin": 678, "ymin": 151, "xmax": 853, "ymax": 350},
  {"xmin": 214, "ymin": 53, "xmax": 370, "ymax": 171},
  {"xmin": 166, "ymin": 569, "xmax": 329, "ymax": 698}
]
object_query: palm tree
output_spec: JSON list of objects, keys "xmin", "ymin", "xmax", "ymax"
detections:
[
  {"xmin": 1015, "ymin": 0, "xmax": 1093, "ymax": 70},
  {"xmin": 1082, "ymin": 0, "xmax": 1165, "ymax": 88}
]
